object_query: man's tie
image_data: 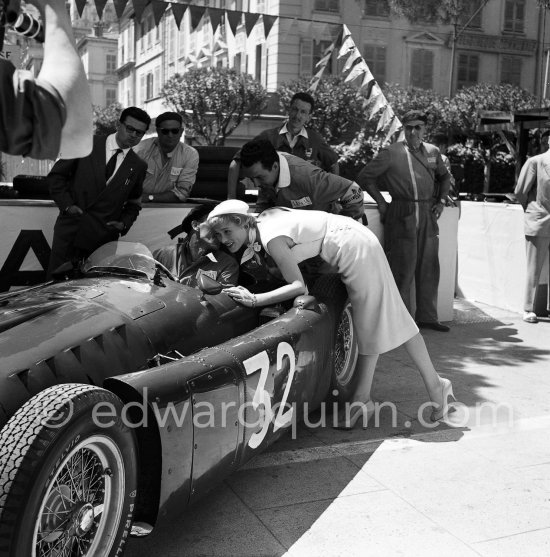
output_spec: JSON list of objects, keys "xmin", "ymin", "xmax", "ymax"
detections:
[{"xmin": 105, "ymin": 148, "xmax": 122, "ymax": 181}]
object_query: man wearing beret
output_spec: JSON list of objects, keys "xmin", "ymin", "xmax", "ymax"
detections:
[
  {"xmin": 134, "ymin": 111, "xmax": 199, "ymax": 203},
  {"xmin": 357, "ymin": 110, "xmax": 451, "ymax": 332}
]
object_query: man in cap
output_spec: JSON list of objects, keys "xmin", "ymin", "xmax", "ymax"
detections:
[
  {"xmin": 357, "ymin": 110, "xmax": 451, "ymax": 332},
  {"xmin": 153, "ymin": 202, "xmax": 239, "ymax": 287},
  {"xmin": 134, "ymin": 111, "xmax": 199, "ymax": 203}
]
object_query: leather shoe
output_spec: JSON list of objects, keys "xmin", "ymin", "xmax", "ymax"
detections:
[
  {"xmin": 417, "ymin": 321, "xmax": 450, "ymax": 332},
  {"xmin": 523, "ymin": 311, "xmax": 538, "ymax": 324}
]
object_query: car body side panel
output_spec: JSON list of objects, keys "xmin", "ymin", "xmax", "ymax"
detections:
[{"xmin": 106, "ymin": 299, "xmax": 334, "ymax": 520}]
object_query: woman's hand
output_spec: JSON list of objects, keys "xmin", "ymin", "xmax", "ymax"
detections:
[{"xmin": 223, "ymin": 285, "xmax": 257, "ymax": 308}]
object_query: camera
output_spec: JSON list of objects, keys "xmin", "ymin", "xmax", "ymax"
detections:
[{"xmin": 1, "ymin": 0, "xmax": 44, "ymax": 46}]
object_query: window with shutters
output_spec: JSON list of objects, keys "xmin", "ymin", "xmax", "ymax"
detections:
[
  {"xmin": 363, "ymin": 44, "xmax": 386, "ymax": 83},
  {"xmin": 146, "ymin": 72, "xmax": 154, "ymax": 99},
  {"xmin": 140, "ymin": 74, "xmax": 146, "ymax": 103},
  {"xmin": 456, "ymin": 53, "xmax": 479, "ymax": 89},
  {"xmin": 154, "ymin": 66, "xmax": 161, "ymax": 96},
  {"xmin": 105, "ymin": 89, "xmax": 117, "ymax": 107},
  {"xmin": 106, "ymin": 53, "xmax": 117, "ymax": 75},
  {"xmin": 234, "ymin": 52, "xmax": 242, "ymax": 73},
  {"xmin": 255, "ymin": 44, "xmax": 262, "ymax": 81},
  {"xmin": 503, "ymin": 0, "xmax": 525, "ymax": 33},
  {"xmin": 410, "ymin": 49, "xmax": 433, "ymax": 90},
  {"xmin": 364, "ymin": 0, "xmax": 389, "ymax": 17},
  {"xmin": 501, "ymin": 56, "xmax": 522, "ymax": 86},
  {"xmin": 314, "ymin": 0, "xmax": 339, "ymax": 13}
]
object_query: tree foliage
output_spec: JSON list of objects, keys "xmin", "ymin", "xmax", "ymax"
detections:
[
  {"xmin": 162, "ymin": 67, "xmax": 267, "ymax": 145},
  {"xmin": 388, "ymin": 0, "xmax": 471, "ymax": 24},
  {"xmin": 92, "ymin": 102, "xmax": 122, "ymax": 136},
  {"xmin": 444, "ymin": 83, "xmax": 547, "ymax": 136},
  {"xmin": 277, "ymin": 76, "xmax": 367, "ymax": 144}
]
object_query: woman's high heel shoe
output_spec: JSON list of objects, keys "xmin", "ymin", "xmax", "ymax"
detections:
[
  {"xmin": 333, "ymin": 400, "xmax": 375, "ymax": 430},
  {"xmin": 431, "ymin": 378, "xmax": 456, "ymax": 422}
]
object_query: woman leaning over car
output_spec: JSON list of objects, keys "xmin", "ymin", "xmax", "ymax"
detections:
[{"xmin": 207, "ymin": 200, "xmax": 456, "ymax": 429}]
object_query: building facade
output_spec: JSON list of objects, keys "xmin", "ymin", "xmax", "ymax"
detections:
[{"xmin": 115, "ymin": 0, "xmax": 548, "ymax": 121}]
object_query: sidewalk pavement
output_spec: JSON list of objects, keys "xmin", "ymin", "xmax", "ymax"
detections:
[{"xmin": 125, "ymin": 299, "xmax": 550, "ymax": 557}]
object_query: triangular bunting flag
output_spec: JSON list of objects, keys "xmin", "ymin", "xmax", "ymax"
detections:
[
  {"xmin": 377, "ymin": 105, "xmax": 394, "ymax": 132},
  {"xmin": 208, "ymin": 7, "xmax": 224, "ymax": 35},
  {"xmin": 360, "ymin": 67, "xmax": 376, "ymax": 88},
  {"xmin": 308, "ymin": 75, "xmax": 321, "ymax": 93},
  {"xmin": 384, "ymin": 117, "xmax": 402, "ymax": 144},
  {"xmin": 94, "ymin": 0, "xmax": 108, "ymax": 19},
  {"xmin": 132, "ymin": 0, "xmax": 148, "ymax": 23},
  {"xmin": 312, "ymin": 21, "xmax": 328, "ymax": 43},
  {"xmin": 338, "ymin": 32, "xmax": 355, "ymax": 59},
  {"xmin": 151, "ymin": 1, "xmax": 167, "ymax": 26},
  {"xmin": 297, "ymin": 20, "xmax": 312, "ymax": 36},
  {"xmin": 244, "ymin": 12, "xmax": 260, "ymax": 36},
  {"xmin": 113, "ymin": 0, "xmax": 129, "ymax": 20},
  {"xmin": 345, "ymin": 60, "xmax": 368, "ymax": 83},
  {"xmin": 263, "ymin": 14, "xmax": 277, "ymax": 38},
  {"xmin": 280, "ymin": 17, "xmax": 297, "ymax": 41},
  {"xmin": 171, "ymin": 3, "xmax": 187, "ymax": 29},
  {"xmin": 226, "ymin": 10, "xmax": 242, "ymax": 36},
  {"xmin": 75, "ymin": 0, "xmax": 86, "ymax": 17},
  {"xmin": 342, "ymin": 47, "xmax": 362, "ymax": 73},
  {"xmin": 189, "ymin": 5, "xmax": 206, "ymax": 30},
  {"xmin": 369, "ymin": 87, "xmax": 387, "ymax": 119},
  {"xmin": 315, "ymin": 50, "xmax": 333, "ymax": 69}
]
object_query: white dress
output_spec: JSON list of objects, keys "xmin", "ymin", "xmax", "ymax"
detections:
[{"xmin": 257, "ymin": 207, "xmax": 419, "ymax": 355}]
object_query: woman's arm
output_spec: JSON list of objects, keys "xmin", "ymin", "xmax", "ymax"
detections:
[{"xmin": 223, "ymin": 236, "xmax": 308, "ymax": 307}]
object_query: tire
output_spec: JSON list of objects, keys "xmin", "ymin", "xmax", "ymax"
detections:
[
  {"xmin": 0, "ymin": 384, "xmax": 138, "ymax": 557},
  {"xmin": 310, "ymin": 275, "xmax": 359, "ymax": 403}
]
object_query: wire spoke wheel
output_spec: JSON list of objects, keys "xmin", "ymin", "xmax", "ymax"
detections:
[
  {"xmin": 333, "ymin": 301, "xmax": 358, "ymax": 389},
  {"xmin": 33, "ymin": 436, "xmax": 125, "ymax": 557}
]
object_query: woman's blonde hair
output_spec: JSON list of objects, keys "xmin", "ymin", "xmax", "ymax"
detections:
[{"xmin": 208, "ymin": 213, "xmax": 257, "ymax": 230}]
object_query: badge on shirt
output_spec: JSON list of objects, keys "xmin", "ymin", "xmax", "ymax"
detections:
[
  {"xmin": 171, "ymin": 167, "xmax": 182, "ymax": 176},
  {"xmin": 291, "ymin": 196, "xmax": 312, "ymax": 208}
]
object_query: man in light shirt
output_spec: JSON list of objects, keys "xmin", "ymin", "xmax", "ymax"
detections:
[
  {"xmin": 227, "ymin": 92, "xmax": 339, "ymax": 199},
  {"xmin": 47, "ymin": 106, "xmax": 150, "ymax": 276},
  {"xmin": 135, "ymin": 111, "xmax": 199, "ymax": 203}
]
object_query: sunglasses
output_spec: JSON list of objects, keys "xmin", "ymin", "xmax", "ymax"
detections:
[
  {"xmin": 122, "ymin": 122, "xmax": 147, "ymax": 136},
  {"xmin": 158, "ymin": 128, "xmax": 183, "ymax": 135}
]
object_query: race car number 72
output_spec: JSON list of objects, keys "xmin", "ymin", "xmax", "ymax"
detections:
[{"xmin": 243, "ymin": 342, "xmax": 296, "ymax": 449}]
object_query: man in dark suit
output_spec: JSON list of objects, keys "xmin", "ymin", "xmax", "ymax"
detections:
[{"xmin": 47, "ymin": 106, "xmax": 150, "ymax": 276}]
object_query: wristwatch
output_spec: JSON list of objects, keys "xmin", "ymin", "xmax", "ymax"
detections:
[{"xmin": 148, "ymin": 194, "xmax": 154, "ymax": 202}]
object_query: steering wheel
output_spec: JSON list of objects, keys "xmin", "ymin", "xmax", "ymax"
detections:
[{"xmin": 154, "ymin": 261, "xmax": 176, "ymax": 282}]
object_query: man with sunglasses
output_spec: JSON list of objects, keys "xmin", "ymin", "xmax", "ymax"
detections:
[
  {"xmin": 357, "ymin": 110, "xmax": 452, "ymax": 332},
  {"xmin": 134, "ymin": 111, "xmax": 199, "ymax": 203},
  {"xmin": 47, "ymin": 106, "xmax": 150, "ymax": 276}
]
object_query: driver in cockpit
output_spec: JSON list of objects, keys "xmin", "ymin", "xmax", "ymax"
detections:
[{"xmin": 154, "ymin": 202, "xmax": 239, "ymax": 288}]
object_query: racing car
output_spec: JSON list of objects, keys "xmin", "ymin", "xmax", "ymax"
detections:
[{"xmin": 0, "ymin": 240, "xmax": 358, "ymax": 556}]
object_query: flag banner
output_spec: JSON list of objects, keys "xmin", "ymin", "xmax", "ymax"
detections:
[
  {"xmin": 369, "ymin": 89, "xmax": 388, "ymax": 119},
  {"xmin": 189, "ymin": 5, "xmax": 206, "ymax": 30},
  {"xmin": 132, "ymin": 0, "xmax": 149, "ymax": 23},
  {"xmin": 262, "ymin": 14, "xmax": 277, "ymax": 38},
  {"xmin": 113, "ymin": 0, "xmax": 129, "ymax": 20},
  {"xmin": 94, "ymin": 0, "xmax": 108, "ymax": 19},
  {"xmin": 208, "ymin": 7, "xmax": 225, "ymax": 34},
  {"xmin": 171, "ymin": 2, "xmax": 187, "ymax": 28},
  {"xmin": 345, "ymin": 60, "xmax": 368, "ymax": 83},
  {"xmin": 297, "ymin": 20, "xmax": 312, "ymax": 35},
  {"xmin": 226, "ymin": 10, "xmax": 242, "ymax": 35},
  {"xmin": 152, "ymin": 1, "xmax": 167, "ymax": 26},
  {"xmin": 75, "ymin": 0, "xmax": 87, "ymax": 17},
  {"xmin": 384, "ymin": 116, "xmax": 402, "ymax": 144},
  {"xmin": 244, "ymin": 12, "xmax": 260, "ymax": 36},
  {"xmin": 377, "ymin": 105, "xmax": 395, "ymax": 132},
  {"xmin": 342, "ymin": 47, "xmax": 362, "ymax": 73},
  {"xmin": 315, "ymin": 50, "xmax": 333, "ymax": 68}
]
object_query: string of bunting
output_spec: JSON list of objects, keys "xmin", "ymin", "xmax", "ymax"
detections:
[
  {"xmin": 75, "ymin": 0, "xmax": 342, "ymax": 39},
  {"xmin": 309, "ymin": 24, "xmax": 403, "ymax": 143},
  {"xmin": 75, "ymin": 2, "xmax": 401, "ymax": 142}
]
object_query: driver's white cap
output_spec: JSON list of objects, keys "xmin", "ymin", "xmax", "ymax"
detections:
[{"xmin": 208, "ymin": 200, "xmax": 250, "ymax": 220}]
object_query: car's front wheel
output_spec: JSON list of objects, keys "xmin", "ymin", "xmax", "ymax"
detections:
[{"xmin": 0, "ymin": 384, "xmax": 138, "ymax": 557}]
